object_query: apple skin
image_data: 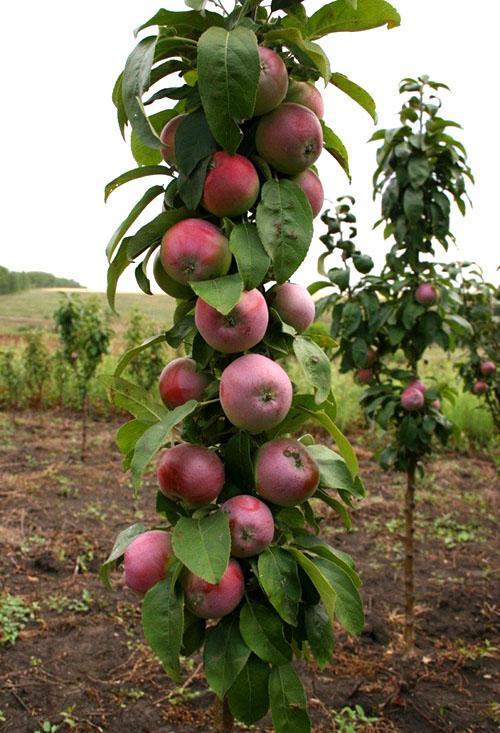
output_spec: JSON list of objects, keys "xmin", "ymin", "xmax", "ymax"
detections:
[
  {"xmin": 160, "ymin": 219, "xmax": 231, "ymax": 285},
  {"xmin": 365, "ymin": 346, "xmax": 378, "ymax": 367},
  {"xmin": 221, "ymin": 495, "xmax": 275, "ymax": 558},
  {"xmin": 153, "ymin": 253, "xmax": 193, "ymax": 299},
  {"xmin": 219, "ymin": 353, "xmax": 293, "ymax": 433},
  {"xmin": 285, "ymin": 80, "xmax": 324, "ymax": 119},
  {"xmin": 480, "ymin": 360, "xmax": 496, "ymax": 376},
  {"xmin": 160, "ymin": 114, "xmax": 188, "ymax": 166},
  {"xmin": 255, "ymin": 103, "xmax": 324, "ymax": 175},
  {"xmin": 473, "ymin": 380, "xmax": 488, "ymax": 395},
  {"xmin": 255, "ymin": 438, "xmax": 320, "ymax": 507},
  {"xmin": 355, "ymin": 368, "xmax": 373, "ymax": 385},
  {"xmin": 124, "ymin": 530, "xmax": 172, "ymax": 595},
  {"xmin": 292, "ymin": 169, "xmax": 324, "ymax": 218},
  {"xmin": 157, "ymin": 443, "xmax": 224, "ymax": 507},
  {"xmin": 183, "ymin": 558, "xmax": 245, "ymax": 619},
  {"xmin": 270, "ymin": 282, "xmax": 315, "ymax": 333},
  {"xmin": 431, "ymin": 399, "xmax": 441, "ymax": 410},
  {"xmin": 159, "ymin": 357, "xmax": 209, "ymax": 409},
  {"xmin": 409, "ymin": 379, "xmax": 427, "ymax": 395},
  {"xmin": 254, "ymin": 47, "xmax": 289, "ymax": 116},
  {"xmin": 195, "ymin": 289, "xmax": 269, "ymax": 354},
  {"xmin": 202, "ymin": 151, "xmax": 260, "ymax": 217},
  {"xmin": 415, "ymin": 283, "xmax": 438, "ymax": 306},
  {"xmin": 400, "ymin": 387, "xmax": 425, "ymax": 411}
]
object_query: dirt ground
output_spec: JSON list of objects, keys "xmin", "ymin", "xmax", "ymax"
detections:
[{"xmin": 0, "ymin": 411, "xmax": 498, "ymax": 733}]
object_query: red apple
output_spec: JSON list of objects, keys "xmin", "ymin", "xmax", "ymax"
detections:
[
  {"xmin": 355, "ymin": 368, "xmax": 373, "ymax": 385},
  {"xmin": 160, "ymin": 114, "xmax": 188, "ymax": 166},
  {"xmin": 292, "ymin": 169, "xmax": 324, "ymax": 218},
  {"xmin": 195, "ymin": 289, "xmax": 268, "ymax": 353},
  {"xmin": 124, "ymin": 530, "xmax": 172, "ymax": 595},
  {"xmin": 401, "ymin": 387, "xmax": 425, "ymax": 411},
  {"xmin": 202, "ymin": 151, "xmax": 260, "ymax": 217},
  {"xmin": 480, "ymin": 361, "xmax": 496, "ymax": 376},
  {"xmin": 285, "ymin": 80, "xmax": 324, "ymax": 118},
  {"xmin": 219, "ymin": 353, "xmax": 292, "ymax": 433},
  {"xmin": 159, "ymin": 357, "xmax": 209, "ymax": 408},
  {"xmin": 431, "ymin": 399, "xmax": 441, "ymax": 410},
  {"xmin": 157, "ymin": 443, "xmax": 224, "ymax": 506},
  {"xmin": 415, "ymin": 283, "xmax": 438, "ymax": 306},
  {"xmin": 221, "ymin": 495, "xmax": 274, "ymax": 557},
  {"xmin": 270, "ymin": 282, "xmax": 315, "ymax": 333},
  {"xmin": 255, "ymin": 103, "xmax": 323, "ymax": 175},
  {"xmin": 365, "ymin": 346, "xmax": 378, "ymax": 367},
  {"xmin": 255, "ymin": 438, "xmax": 320, "ymax": 507},
  {"xmin": 409, "ymin": 379, "xmax": 427, "ymax": 395},
  {"xmin": 160, "ymin": 218, "xmax": 231, "ymax": 285},
  {"xmin": 153, "ymin": 253, "xmax": 193, "ymax": 299},
  {"xmin": 254, "ymin": 47, "xmax": 289, "ymax": 116},
  {"xmin": 473, "ymin": 380, "xmax": 488, "ymax": 395},
  {"xmin": 183, "ymin": 558, "xmax": 245, "ymax": 619}
]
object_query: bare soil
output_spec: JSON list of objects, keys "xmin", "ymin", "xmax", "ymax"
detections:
[{"xmin": 0, "ymin": 411, "xmax": 498, "ymax": 733}]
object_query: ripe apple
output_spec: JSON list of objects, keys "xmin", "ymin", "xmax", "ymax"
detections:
[
  {"xmin": 195, "ymin": 289, "xmax": 268, "ymax": 353},
  {"xmin": 255, "ymin": 438, "xmax": 320, "ymax": 507},
  {"xmin": 355, "ymin": 368, "xmax": 373, "ymax": 385},
  {"xmin": 473, "ymin": 380, "xmax": 488, "ymax": 395},
  {"xmin": 157, "ymin": 443, "xmax": 224, "ymax": 506},
  {"xmin": 431, "ymin": 398, "xmax": 441, "ymax": 410},
  {"xmin": 153, "ymin": 253, "xmax": 193, "ymax": 299},
  {"xmin": 254, "ymin": 47, "xmax": 289, "ymax": 116},
  {"xmin": 409, "ymin": 379, "xmax": 427, "ymax": 395},
  {"xmin": 183, "ymin": 558, "xmax": 245, "ymax": 619},
  {"xmin": 202, "ymin": 151, "xmax": 260, "ymax": 217},
  {"xmin": 160, "ymin": 114, "xmax": 188, "ymax": 166},
  {"xmin": 480, "ymin": 360, "xmax": 496, "ymax": 376},
  {"xmin": 400, "ymin": 387, "xmax": 425, "ymax": 411},
  {"xmin": 221, "ymin": 495, "xmax": 274, "ymax": 557},
  {"xmin": 124, "ymin": 530, "xmax": 172, "ymax": 595},
  {"xmin": 219, "ymin": 353, "xmax": 292, "ymax": 433},
  {"xmin": 159, "ymin": 357, "xmax": 209, "ymax": 408},
  {"xmin": 292, "ymin": 169, "xmax": 324, "ymax": 218},
  {"xmin": 415, "ymin": 283, "xmax": 438, "ymax": 306},
  {"xmin": 285, "ymin": 80, "xmax": 324, "ymax": 118},
  {"xmin": 160, "ymin": 219, "xmax": 231, "ymax": 285},
  {"xmin": 270, "ymin": 282, "xmax": 315, "ymax": 333},
  {"xmin": 255, "ymin": 103, "xmax": 323, "ymax": 175}
]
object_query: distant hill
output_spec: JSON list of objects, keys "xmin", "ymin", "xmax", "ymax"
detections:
[{"xmin": 0, "ymin": 266, "xmax": 83, "ymax": 294}]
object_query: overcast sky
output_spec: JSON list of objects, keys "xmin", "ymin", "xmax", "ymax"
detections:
[{"xmin": 1, "ymin": 0, "xmax": 498, "ymax": 294}]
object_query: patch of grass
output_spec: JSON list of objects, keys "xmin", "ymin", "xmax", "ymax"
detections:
[
  {"xmin": 332, "ymin": 704, "xmax": 380, "ymax": 731},
  {"xmin": 443, "ymin": 391, "xmax": 495, "ymax": 447},
  {"xmin": 455, "ymin": 638, "xmax": 496, "ymax": 661},
  {"xmin": 0, "ymin": 593, "xmax": 38, "ymax": 646},
  {"xmin": 46, "ymin": 590, "xmax": 93, "ymax": 614},
  {"xmin": 432, "ymin": 514, "xmax": 482, "ymax": 548}
]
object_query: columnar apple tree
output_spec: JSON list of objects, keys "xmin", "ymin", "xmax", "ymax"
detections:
[
  {"xmin": 313, "ymin": 76, "xmax": 473, "ymax": 653},
  {"xmin": 100, "ymin": 1, "xmax": 401, "ymax": 729}
]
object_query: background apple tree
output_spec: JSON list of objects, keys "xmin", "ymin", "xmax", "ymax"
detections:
[
  {"xmin": 313, "ymin": 76, "xmax": 473, "ymax": 653},
  {"xmin": 99, "ymin": 1, "xmax": 401, "ymax": 730}
]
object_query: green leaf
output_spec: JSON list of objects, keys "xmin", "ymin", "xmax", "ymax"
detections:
[
  {"xmin": 287, "ymin": 548, "xmax": 336, "ymax": 620},
  {"xmin": 304, "ymin": 604, "xmax": 334, "ymax": 670},
  {"xmin": 306, "ymin": 0, "xmax": 401, "ymax": 39},
  {"xmin": 321, "ymin": 122, "xmax": 351, "ymax": 179},
  {"xmin": 142, "ymin": 580, "xmax": 184, "ymax": 681},
  {"xmin": 197, "ymin": 26, "xmax": 260, "ymax": 153},
  {"xmin": 403, "ymin": 187, "xmax": 424, "ymax": 223},
  {"xmin": 100, "ymin": 375, "xmax": 167, "ymax": 423},
  {"xmin": 229, "ymin": 223, "xmax": 270, "ymax": 289},
  {"xmin": 175, "ymin": 109, "xmax": 217, "ymax": 176},
  {"xmin": 131, "ymin": 110, "xmax": 178, "ymax": 166},
  {"xmin": 313, "ymin": 557, "xmax": 364, "ymax": 635},
  {"xmin": 264, "ymin": 28, "xmax": 330, "ymax": 84},
  {"xmin": 268, "ymin": 664, "xmax": 311, "ymax": 733},
  {"xmin": 204, "ymin": 615, "xmax": 251, "ymax": 698},
  {"xmin": 135, "ymin": 9, "xmax": 224, "ymax": 36},
  {"xmin": 293, "ymin": 337, "xmax": 332, "ymax": 404},
  {"xmin": 104, "ymin": 166, "xmax": 170, "ymax": 202},
  {"xmin": 131, "ymin": 401, "xmax": 198, "ymax": 489},
  {"xmin": 256, "ymin": 179, "xmax": 313, "ymax": 283},
  {"xmin": 258, "ymin": 547, "xmax": 301, "ymax": 626},
  {"xmin": 172, "ymin": 511, "xmax": 231, "ymax": 583},
  {"xmin": 228, "ymin": 655, "xmax": 270, "ymax": 725},
  {"xmin": 122, "ymin": 36, "xmax": 163, "ymax": 150},
  {"xmin": 407, "ymin": 155, "xmax": 431, "ymax": 187},
  {"xmin": 239, "ymin": 603, "xmax": 292, "ymax": 665},
  {"xmin": 293, "ymin": 533, "xmax": 361, "ymax": 586},
  {"xmin": 446, "ymin": 314, "xmax": 473, "ymax": 336},
  {"xmin": 330, "ymin": 72, "xmax": 377, "ymax": 122},
  {"xmin": 224, "ymin": 432, "xmax": 255, "ymax": 490},
  {"xmin": 107, "ymin": 238, "xmax": 131, "ymax": 312},
  {"xmin": 105, "ymin": 185, "xmax": 165, "ymax": 262},
  {"xmin": 316, "ymin": 489, "xmax": 352, "ymax": 529},
  {"xmin": 190, "ymin": 274, "xmax": 243, "ymax": 316},
  {"xmin": 116, "ymin": 419, "xmax": 150, "ymax": 456},
  {"xmin": 306, "ymin": 444, "xmax": 358, "ymax": 494},
  {"xmin": 115, "ymin": 334, "xmax": 166, "ymax": 378},
  {"xmin": 99, "ymin": 523, "xmax": 146, "ymax": 588}
]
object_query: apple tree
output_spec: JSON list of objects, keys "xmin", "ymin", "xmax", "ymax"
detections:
[
  {"xmin": 313, "ymin": 76, "xmax": 473, "ymax": 652},
  {"xmin": 99, "ymin": 1, "xmax": 402, "ymax": 730}
]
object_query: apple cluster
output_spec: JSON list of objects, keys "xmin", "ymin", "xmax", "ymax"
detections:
[
  {"xmin": 123, "ymin": 49, "xmax": 329, "ymax": 618},
  {"xmin": 472, "ymin": 359, "xmax": 496, "ymax": 395}
]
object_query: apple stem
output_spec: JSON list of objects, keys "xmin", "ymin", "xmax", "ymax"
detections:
[
  {"xmin": 403, "ymin": 456, "xmax": 417, "ymax": 654},
  {"xmin": 213, "ymin": 696, "xmax": 234, "ymax": 733}
]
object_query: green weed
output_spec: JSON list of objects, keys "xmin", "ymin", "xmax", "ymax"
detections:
[{"xmin": 0, "ymin": 594, "xmax": 38, "ymax": 646}]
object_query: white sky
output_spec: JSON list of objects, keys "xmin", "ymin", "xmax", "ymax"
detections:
[{"xmin": 1, "ymin": 0, "xmax": 498, "ymax": 293}]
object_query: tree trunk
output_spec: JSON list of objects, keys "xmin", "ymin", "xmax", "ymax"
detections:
[
  {"xmin": 81, "ymin": 392, "xmax": 88, "ymax": 462},
  {"xmin": 213, "ymin": 696, "xmax": 234, "ymax": 733},
  {"xmin": 403, "ymin": 457, "xmax": 417, "ymax": 653}
]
